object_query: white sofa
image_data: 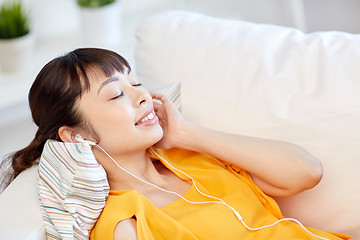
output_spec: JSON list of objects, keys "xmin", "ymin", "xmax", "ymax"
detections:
[
  {"xmin": 134, "ymin": 11, "xmax": 360, "ymax": 239},
  {"xmin": 0, "ymin": 10, "xmax": 359, "ymax": 239}
]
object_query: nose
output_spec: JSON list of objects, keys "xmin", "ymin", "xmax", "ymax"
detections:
[{"xmin": 127, "ymin": 85, "xmax": 150, "ymax": 107}]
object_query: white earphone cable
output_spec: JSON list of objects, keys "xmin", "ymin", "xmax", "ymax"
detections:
[
  {"xmin": 92, "ymin": 142, "xmax": 330, "ymax": 240},
  {"xmin": 95, "ymin": 145, "xmax": 231, "ymax": 206},
  {"xmin": 149, "ymin": 148, "xmax": 330, "ymax": 240}
]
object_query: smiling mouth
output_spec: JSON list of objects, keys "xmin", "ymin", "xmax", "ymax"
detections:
[{"xmin": 135, "ymin": 110, "xmax": 156, "ymax": 125}]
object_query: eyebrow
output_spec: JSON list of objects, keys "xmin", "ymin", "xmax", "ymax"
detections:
[{"xmin": 97, "ymin": 76, "xmax": 119, "ymax": 95}]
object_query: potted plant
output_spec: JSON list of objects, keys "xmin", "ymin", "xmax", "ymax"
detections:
[
  {"xmin": 0, "ymin": 0, "xmax": 34, "ymax": 73},
  {"xmin": 77, "ymin": 0, "xmax": 116, "ymax": 8},
  {"xmin": 77, "ymin": 0, "xmax": 122, "ymax": 48}
]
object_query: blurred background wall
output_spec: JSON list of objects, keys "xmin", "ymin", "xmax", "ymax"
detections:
[{"xmin": 19, "ymin": 0, "xmax": 360, "ymax": 39}]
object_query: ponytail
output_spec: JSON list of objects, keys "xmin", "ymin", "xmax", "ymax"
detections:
[
  {"xmin": 0, "ymin": 129, "xmax": 47, "ymax": 191},
  {"xmin": 13, "ymin": 129, "xmax": 47, "ymax": 175}
]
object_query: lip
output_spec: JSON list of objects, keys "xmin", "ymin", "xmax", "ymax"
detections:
[{"xmin": 135, "ymin": 108, "xmax": 158, "ymax": 126}]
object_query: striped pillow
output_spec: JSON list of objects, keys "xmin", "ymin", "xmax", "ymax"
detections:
[{"xmin": 38, "ymin": 140, "xmax": 109, "ymax": 240}]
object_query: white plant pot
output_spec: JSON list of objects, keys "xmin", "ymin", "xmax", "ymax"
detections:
[
  {"xmin": 79, "ymin": 1, "xmax": 122, "ymax": 48},
  {"xmin": 0, "ymin": 32, "xmax": 35, "ymax": 73}
]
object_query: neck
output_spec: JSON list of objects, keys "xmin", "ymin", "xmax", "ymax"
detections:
[{"xmin": 93, "ymin": 147, "xmax": 166, "ymax": 191}]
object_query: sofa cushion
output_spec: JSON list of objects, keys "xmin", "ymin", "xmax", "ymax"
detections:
[
  {"xmin": 135, "ymin": 10, "xmax": 360, "ymax": 238},
  {"xmin": 0, "ymin": 165, "xmax": 46, "ymax": 240}
]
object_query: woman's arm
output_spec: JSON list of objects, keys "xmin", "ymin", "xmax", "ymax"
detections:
[
  {"xmin": 177, "ymin": 124, "xmax": 323, "ymax": 197},
  {"xmin": 113, "ymin": 218, "xmax": 137, "ymax": 240},
  {"xmin": 152, "ymin": 93, "xmax": 323, "ymax": 197}
]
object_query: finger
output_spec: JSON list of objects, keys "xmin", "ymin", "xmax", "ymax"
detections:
[
  {"xmin": 151, "ymin": 92, "xmax": 165, "ymax": 98},
  {"xmin": 151, "ymin": 93, "xmax": 169, "ymax": 103}
]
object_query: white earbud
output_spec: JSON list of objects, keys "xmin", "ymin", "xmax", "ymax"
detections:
[{"xmin": 75, "ymin": 134, "xmax": 97, "ymax": 146}]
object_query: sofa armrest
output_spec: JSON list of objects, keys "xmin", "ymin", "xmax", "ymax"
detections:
[{"xmin": 0, "ymin": 165, "xmax": 45, "ymax": 240}]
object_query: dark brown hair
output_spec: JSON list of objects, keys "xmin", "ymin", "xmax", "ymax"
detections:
[{"xmin": 0, "ymin": 48, "xmax": 130, "ymax": 190}]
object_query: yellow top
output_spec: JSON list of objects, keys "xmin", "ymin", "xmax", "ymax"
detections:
[{"xmin": 90, "ymin": 148, "xmax": 350, "ymax": 240}]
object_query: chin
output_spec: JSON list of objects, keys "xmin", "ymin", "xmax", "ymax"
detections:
[
  {"xmin": 142, "ymin": 123, "xmax": 163, "ymax": 147},
  {"xmin": 153, "ymin": 124, "xmax": 164, "ymax": 141},
  {"xmin": 149, "ymin": 125, "xmax": 163, "ymax": 145}
]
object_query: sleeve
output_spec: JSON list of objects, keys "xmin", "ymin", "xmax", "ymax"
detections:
[{"xmin": 224, "ymin": 163, "xmax": 284, "ymax": 219}]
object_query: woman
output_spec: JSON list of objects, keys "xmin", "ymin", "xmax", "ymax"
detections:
[{"xmin": 2, "ymin": 48, "xmax": 350, "ymax": 240}]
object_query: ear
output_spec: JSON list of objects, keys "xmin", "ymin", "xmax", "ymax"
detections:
[{"xmin": 58, "ymin": 126, "xmax": 77, "ymax": 143}]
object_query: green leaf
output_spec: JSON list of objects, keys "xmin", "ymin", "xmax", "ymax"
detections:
[
  {"xmin": 77, "ymin": 0, "xmax": 116, "ymax": 8},
  {"xmin": 0, "ymin": 0, "xmax": 30, "ymax": 39}
]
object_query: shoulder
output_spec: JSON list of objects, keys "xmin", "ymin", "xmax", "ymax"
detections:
[
  {"xmin": 149, "ymin": 147, "xmax": 224, "ymax": 168},
  {"xmin": 113, "ymin": 218, "xmax": 137, "ymax": 240}
]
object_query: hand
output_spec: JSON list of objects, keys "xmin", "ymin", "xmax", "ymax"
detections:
[{"xmin": 151, "ymin": 93, "xmax": 192, "ymax": 149}]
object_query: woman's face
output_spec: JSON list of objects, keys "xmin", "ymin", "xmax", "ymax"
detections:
[{"xmin": 77, "ymin": 67, "xmax": 163, "ymax": 157}]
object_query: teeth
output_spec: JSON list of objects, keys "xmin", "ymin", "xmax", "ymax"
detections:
[{"xmin": 136, "ymin": 111, "xmax": 156, "ymax": 125}]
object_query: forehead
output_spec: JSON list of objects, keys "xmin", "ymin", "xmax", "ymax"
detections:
[
  {"xmin": 76, "ymin": 62, "xmax": 129, "ymax": 93},
  {"xmin": 82, "ymin": 66, "xmax": 132, "ymax": 93}
]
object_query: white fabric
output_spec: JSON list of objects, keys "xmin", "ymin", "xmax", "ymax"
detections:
[
  {"xmin": 0, "ymin": 165, "xmax": 45, "ymax": 240},
  {"xmin": 38, "ymin": 140, "xmax": 109, "ymax": 240},
  {"xmin": 135, "ymin": 11, "xmax": 360, "ymax": 239}
]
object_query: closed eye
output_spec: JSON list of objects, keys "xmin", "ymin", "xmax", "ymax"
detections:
[
  {"xmin": 110, "ymin": 84, "xmax": 142, "ymax": 100},
  {"xmin": 110, "ymin": 92, "xmax": 124, "ymax": 100}
]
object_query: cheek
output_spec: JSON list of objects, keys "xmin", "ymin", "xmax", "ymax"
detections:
[
  {"xmin": 86, "ymin": 103, "xmax": 134, "ymax": 138},
  {"xmin": 99, "ymin": 108, "xmax": 133, "ymax": 133}
]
